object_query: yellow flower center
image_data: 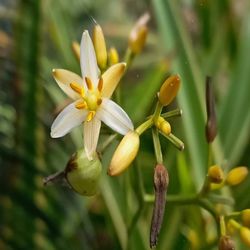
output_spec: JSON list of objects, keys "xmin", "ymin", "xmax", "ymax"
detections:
[{"xmin": 70, "ymin": 77, "xmax": 103, "ymax": 121}]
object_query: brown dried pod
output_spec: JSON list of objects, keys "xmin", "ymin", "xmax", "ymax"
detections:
[
  {"xmin": 219, "ymin": 235, "xmax": 235, "ymax": 250},
  {"xmin": 150, "ymin": 164, "xmax": 169, "ymax": 248},
  {"xmin": 205, "ymin": 76, "xmax": 217, "ymax": 143}
]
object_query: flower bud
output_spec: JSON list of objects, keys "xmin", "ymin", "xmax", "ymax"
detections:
[
  {"xmin": 240, "ymin": 227, "xmax": 250, "ymax": 247},
  {"xmin": 242, "ymin": 209, "xmax": 250, "ymax": 227},
  {"xmin": 218, "ymin": 235, "xmax": 235, "ymax": 250},
  {"xmin": 65, "ymin": 149, "xmax": 102, "ymax": 196},
  {"xmin": 129, "ymin": 12, "xmax": 150, "ymax": 54},
  {"xmin": 227, "ymin": 220, "xmax": 238, "ymax": 236},
  {"xmin": 72, "ymin": 41, "xmax": 80, "ymax": 61},
  {"xmin": 155, "ymin": 116, "xmax": 171, "ymax": 136},
  {"xmin": 93, "ymin": 24, "xmax": 107, "ymax": 70},
  {"xmin": 159, "ymin": 75, "xmax": 181, "ymax": 106},
  {"xmin": 208, "ymin": 165, "xmax": 224, "ymax": 184},
  {"xmin": 108, "ymin": 131, "xmax": 140, "ymax": 176},
  {"xmin": 226, "ymin": 166, "xmax": 248, "ymax": 186},
  {"xmin": 150, "ymin": 164, "xmax": 169, "ymax": 248},
  {"xmin": 108, "ymin": 47, "xmax": 119, "ymax": 65}
]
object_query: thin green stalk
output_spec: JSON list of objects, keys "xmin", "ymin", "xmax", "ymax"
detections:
[{"xmin": 152, "ymin": 128, "xmax": 163, "ymax": 164}]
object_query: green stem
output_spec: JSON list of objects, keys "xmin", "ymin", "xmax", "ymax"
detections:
[
  {"xmin": 99, "ymin": 134, "xmax": 118, "ymax": 153},
  {"xmin": 161, "ymin": 132, "xmax": 184, "ymax": 151},
  {"xmin": 152, "ymin": 128, "xmax": 163, "ymax": 164},
  {"xmin": 219, "ymin": 216, "xmax": 226, "ymax": 236},
  {"xmin": 135, "ymin": 118, "xmax": 153, "ymax": 135},
  {"xmin": 124, "ymin": 48, "xmax": 135, "ymax": 68},
  {"xmin": 152, "ymin": 101, "xmax": 163, "ymax": 123},
  {"xmin": 161, "ymin": 108, "xmax": 182, "ymax": 119}
]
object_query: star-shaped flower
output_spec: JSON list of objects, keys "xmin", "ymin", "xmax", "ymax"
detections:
[{"xmin": 51, "ymin": 30, "xmax": 134, "ymax": 159}]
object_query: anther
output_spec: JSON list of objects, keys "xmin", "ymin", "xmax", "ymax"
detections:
[
  {"xmin": 97, "ymin": 98, "xmax": 102, "ymax": 106},
  {"xmin": 85, "ymin": 77, "xmax": 93, "ymax": 90},
  {"xmin": 98, "ymin": 78, "xmax": 103, "ymax": 92},
  {"xmin": 86, "ymin": 111, "xmax": 95, "ymax": 122},
  {"xmin": 70, "ymin": 82, "xmax": 83, "ymax": 95},
  {"xmin": 75, "ymin": 101, "xmax": 86, "ymax": 109}
]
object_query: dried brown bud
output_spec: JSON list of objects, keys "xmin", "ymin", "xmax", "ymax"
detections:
[
  {"xmin": 205, "ymin": 76, "xmax": 217, "ymax": 143},
  {"xmin": 219, "ymin": 235, "xmax": 235, "ymax": 250},
  {"xmin": 150, "ymin": 164, "xmax": 169, "ymax": 248}
]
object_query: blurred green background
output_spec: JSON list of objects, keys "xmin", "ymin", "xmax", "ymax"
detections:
[{"xmin": 0, "ymin": 0, "xmax": 250, "ymax": 249}]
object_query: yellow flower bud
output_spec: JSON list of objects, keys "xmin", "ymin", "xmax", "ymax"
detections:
[
  {"xmin": 240, "ymin": 227, "xmax": 250, "ymax": 247},
  {"xmin": 155, "ymin": 116, "xmax": 171, "ymax": 136},
  {"xmin": 129, "ymin": 12, "xmax": 150, "ymax": 54},
  {"xmin": 159, "ymin": 75, "xmax": 181, "ymax": 106},
  {"xmin": 93, "ymin": 24, "xmax": 107, "ymax": 70},
  {"xmin": 72, "ymin": 41, "xmax": 80, "ymax": 61},
  {"xmin": 208, "ymin": 165, "xmax": 224, "ymax": 184},
  {"xmin": 226, "ymin": 166, "xmax": 248, "ymax": 186},
  {"xmin": 65, "ymin": 149, "xmax": 102, "ymax": 196},
  {"xmin": 227, "ymin": 220, "xmax": 238, "ymax": 236},
  {"xmin": 108, "ymin": 47, "xmax": 119, "ymax": 65},
  {"xmin": 242, "ymin": 209, "xmax": 250, "ymax": 227},
  {"xmin": 108, "ymin": 131, "xmax": 140, "ymax": 176},
  {"xmin": 218, "ymin": 235, "xmax": 235, "ymax": 250}
]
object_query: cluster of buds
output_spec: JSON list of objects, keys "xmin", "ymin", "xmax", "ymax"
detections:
[
  {"xmin": 202, "ymin": 165, "xmax": 249, "ymax": 194},
  {"xmin": 224, "ymin": 209, "xmax": 250, "ymax": 248},
  {"xmin": 107, "ymin": 74, "xmax": 184, "ymax": 177}
]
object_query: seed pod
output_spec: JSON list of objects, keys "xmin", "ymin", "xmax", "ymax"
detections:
[
  {"xmin": 43, "ymin": 149, "xmax": 102, "ymax": 196},
  {"xmin": 226, "ymin": 166, "xmax": 248, "ymax": 186},
  {"xmin": 158, "ymin": 75, "xmax": 181, "ymax": 106},
  {"xmin": 208, "ymin": 165, "xmax": 224, "ymax": 184},
  {"xmin": 65, "ymin": 149, "xmax": 102, "ymax": 196},
  {"xmin": 108, "ymin": 131, "xmax": 140, "ymax": 176},
  {"xmin": 205, "ymin": 76, "xmax": 217, "ymax": 143},
  {"xmin": 150, "ymin": 164, "xmax": 169, "ymax": 248},
  {"xmin": 218, "ymin": 235, "xmax": 235, "ymax": 250}
]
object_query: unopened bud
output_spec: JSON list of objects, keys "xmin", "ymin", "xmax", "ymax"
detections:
[
  {"xmin": 159, "ymin": 75, "xmax": 181, "ymax": 106},
  {"xmin": 240, "ymin": 227, "xmax": 250, "ymax": 247},
  {"xmin": 242, "ymin": 209, "xmax": 250, "ymax": 227},
  {"xmin": 218, "ymin": 235, "xmax": 235, "ymax": 250},
  {"xmin": 129, "ymin": 12, "xmax": 150, "ymax": 54},
  {"xmin": 72, "ymin": 41, "xmax": 80, "ymax": 61},
  {"xmin": 65, "ymin": 149, "xmax": 102, "ymax": 196},
  {"xmin": 155, "ymin": 116, "xmax": 171, "ymax": 136},
  {"xmin": 108, "ymin": 47, "xmax": 119, "ymax": 65},
  {"xmin": 150, "ymin": 164, "xmax": 169, "ymax": 248},
  {"xmin": 208, "ymin": 165, "xmax": 224, "ymax": 184},
  {"xmin": 226, "ymin": 166, "xmax": 248, "ymax": 186},
  {"xmin": 226, "ymin": 219, "xmax": 240, "ymax": 236},
  {"xmin": 205, "ymin": 76, "xmax": 217, "ymax": 143},
  {"xmin": 108, "ymin": 131, "xmax": 140, "ymax": 176},
  {"xmin": 93, "ymin": 25, "xmax": 107, "ymax": 70}
]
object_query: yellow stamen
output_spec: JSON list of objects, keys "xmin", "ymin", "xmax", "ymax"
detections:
[
  {"xmin": 75, "ymin": 101, "xmax": 86, "ymax": 109},
  {"xmin": 70, "ymin": 82, "xmax": 84, "ymax": 96},
  {"xmin": 98, "ymin": 78, "xmax": 103, "ymax": 92},
  {"xmin": 85, "ymin": 77, "xmax": 93, "ymax": 90},
  {"xmin": 97, "ymin": 98, "xmax": 102, "ymax": 106},
  {"xmin": 86, "ymin": 111, "xmax": 95, "ymax": 122}
]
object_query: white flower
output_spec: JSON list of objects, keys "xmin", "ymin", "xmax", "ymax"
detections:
[{"xmin": 51, "ymin": 30, "xmax": 134, "ymax": 159}]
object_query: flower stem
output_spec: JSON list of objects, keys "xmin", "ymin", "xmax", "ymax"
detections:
[
  {"xmin": 161, "ymin": 108, "xmax": 182, "ymax": 119},
  {"xmin": 161, "ymin": 132, "xmax": 184, "ymax": 151},
  {"xmin": 135, "ymin": 118, "xmax": 153, "ymax": 135},
  {"xmin": 152, "ymin": 128, "xmax": 163, "ymax": 164}
]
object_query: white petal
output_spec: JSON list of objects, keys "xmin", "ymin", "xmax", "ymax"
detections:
[
  {"xmin": 80, "ymin": 30, "xmax": 99, "ymax": 86},
  {"xmin": 84, "ymin": 116, "xmax": 101, "ymax": 160},
  {"xmin": 52, "ymin": 69, "xmax": 83, "ymax": 100},
  {"xmin": 51, "ymin": 101, "xmax": 87, "ymax": 138},
  {"xmin": 96, "ymin": 98, "xmax": 134, "ymax": 135}
]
